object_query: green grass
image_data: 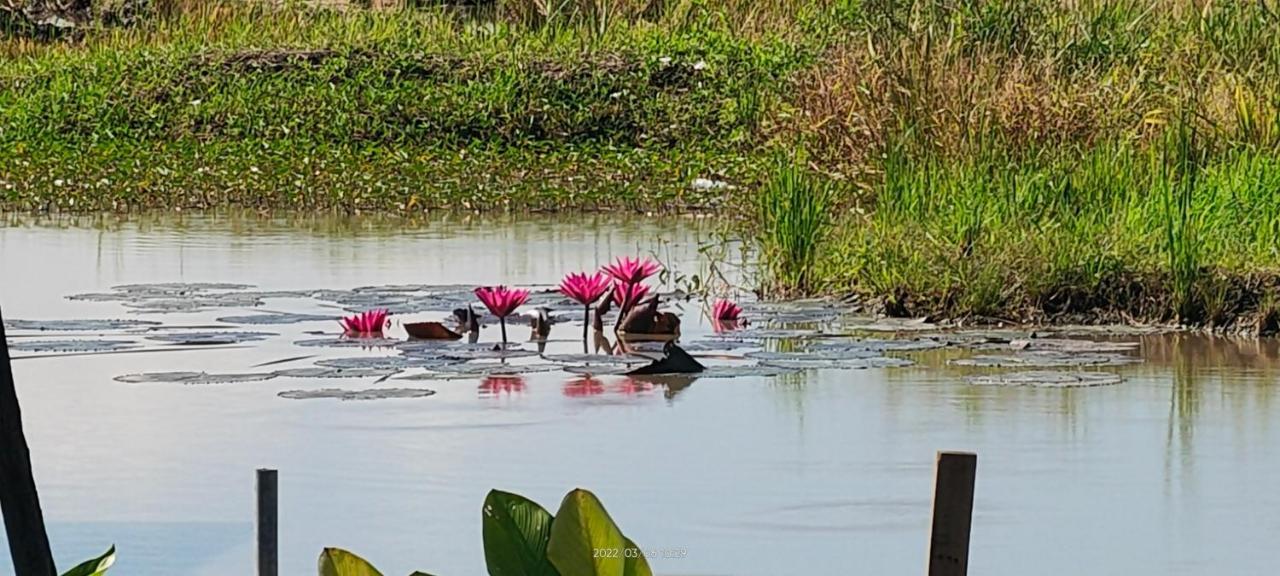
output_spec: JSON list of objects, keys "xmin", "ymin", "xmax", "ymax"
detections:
[
  {"xmin": 5, "ymin": 0, "xmax": 1280, "ymax": 327},
  {"xmin": 755, "ymin": 156, "xmax": 835, "ymax": 296},
  {"xmin": 0, "ymin": 3, "xmax": 813, "ymax": 210}
]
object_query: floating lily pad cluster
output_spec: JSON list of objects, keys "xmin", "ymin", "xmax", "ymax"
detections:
[
  {"xmin": 946, "ymin": 331, "xmax": 1140, "ymax": 388},
  {"xmin": 7, "ymin": 283, "xmax": 1160, "ymax": 394},
  {"xmin": 966, "ymin": 371, "xmax": 1125, "ymax": 388},
  {"xmin": 8, "ymin": 340, "xmax": 139, "ymax": 353}
]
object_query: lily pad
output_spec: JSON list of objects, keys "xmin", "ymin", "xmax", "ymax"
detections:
[
  {"xmin": 314, "ymin": 356, "xmax": 454, "ymax": 370},
  {"xmin": 123, "ymin": 296, "xmax": 264, "ymax": 312},
  {"xmin": 712, "ymin": 328, "xmax": 832, "ymax": 341},
  {"xmin": 561, "ymin": 365, "xmax": 631, "ymax": 376},
  {"xmin": 114, "ymin": 371, "xmax": 277, "ymax": 384},
  {"xmin": 8, "ymin": 340, "xmax": 139, "ymax": 353},
  {"xmin": 409, "ymin": 362, "xmax": 563, "ymax": 379},
  {"xmin": 278, "ymin": 388, "xmax": 437, "ymax": 401},
  {"xmin": 1041, "ymin": 324, "xmax": 1173, "ymax": 337},
  {"xmin": 1004, "ymin": 338, "xmax": 1139, "ymax": 353},
  {"xmin": 675, "ymin": 339, "xmax": 762, "ymax": 352},
  {"xmin": 293, "ymin": 337, "xmax": 402, "ymax": 349},
  {"xmin": 145, "ymin": 331, "xmax": 275, "ymax": 345},
  {"xmin": 810, "ymin": 338, "xmax": 946, "ymax": 353},
  {"xmin": 966, "ymin": 371, "xmax": 1124, "ymax": 388},
  {"xmin": 273, "ymin": 367, "xmax": 402, "ymax": 379},
  {"xmin": 759, "ymin": 357, "xmax": 914, "ymax": 370},
  {"xmin": 112, "ymin": 282, "xmax": 254, "ymax": 292},
  {"xmin": 439, "ymin": 348, "xmax": 539, "ymax": 361},
  {"xmin": 3, "ymin": 319, "xmax": 161, "ymax": 332},
  {"xmin": 844, "ymin": 317, "xmax": 938, "ymax": 333},
  {"xmin": 949, "ymin": 351, "xmax": 1140, "ymax": 368},
  {"xmin": 542, "ymin": 354, "xmax": 653, "ymax": 365},
  {"xmin": 696, "ymin": 364, "xmax": 803, "ymax": 378},
  {"xmin": 216, "ymin": 313, "xmax": 340, "ymax": 325},
  {"xmin": 746, "ymin": 349, "xmax": 884, "ymax": 362}
]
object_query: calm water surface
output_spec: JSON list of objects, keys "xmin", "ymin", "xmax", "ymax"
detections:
[{"xmin": 1, "ymin": 213, "xmax": 1278, "ymax": 576}]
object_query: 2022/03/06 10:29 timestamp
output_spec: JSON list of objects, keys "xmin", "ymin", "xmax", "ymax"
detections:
[{"xmin": 593, "ymin": 547, "xmax": 688, "ymax": 560}]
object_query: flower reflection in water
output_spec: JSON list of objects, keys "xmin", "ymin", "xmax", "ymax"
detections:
[
  {"xmin": 562, "ymin": 376, "xmax": 606, "ymax": 397},
  {"xmin": 479, "ymin": 375, "xmax": 526, "ymax": 396},
  {"xmin": 616, "ymin": 378, "xmax": 655, "ymax": 396}
]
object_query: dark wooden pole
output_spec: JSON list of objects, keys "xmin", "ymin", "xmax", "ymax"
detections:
[
  {"xmin": 0, "ymin": 305, "xmax": 57, "ymax": 576},
  {"xmin": 256, "ymin": 468, "xmax": 278, "ymax": 576},
  {"xmin": 927, "ymin": 451, "xmax": 977, "ymax": 576}
]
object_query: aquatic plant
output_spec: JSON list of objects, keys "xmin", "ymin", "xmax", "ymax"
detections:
[
  {"xmin": 560, "ymin": 271, "xmax": 612, "ymax": 339},
  {"xmin": 602, "ymin": 257, "xmax": 661, "ymax": 286},
  {"xmin": 756, "ymin": 157, "xmax": 836, "ymax": 297},
  {"xmin": 474, "ymin": 286, "xmax": 529, "ymax": 346},
  {"xmin": 320, "ymin": 488, "xmax": 652, "ymax": 576},
  {"xmin": 339, "ymin": 309, "xmax": 390, "ymax": 337},
  {"xmin": 712, "ymin": 299, "xmax": 742, "ymax": 321},
  {"xmin": 711, "ymin": 298, "xmax": 744, "ymax": 332},
  {"xmin": 61, "ymin": 546, "xmax": 116, "ymax": 576},
  {"xmin": 610, "ymin": 281, "xmax": 652, "ymax": 326}
]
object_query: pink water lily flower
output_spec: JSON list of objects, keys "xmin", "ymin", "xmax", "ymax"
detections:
[
  {"xmin": 340, "ymin": 309, "xmax": 390, "ymax": 336},
  {"xmin": 602, "ymin": 256, "xmax": 661, "ymax": 286},
  {"xmin": 475, "ymin": 285, "xmax": 530, "ymax": 345},
  {"xmin": 611, "ymin": 281, "xmax": 651, "ymax": 311},
  {"xmin": 560, "ymin": 271, "xmax": 612, "ymax": 339},
  {"xmin": 713, "ymin": 299, "xmax": 742, "ymax": 321}
]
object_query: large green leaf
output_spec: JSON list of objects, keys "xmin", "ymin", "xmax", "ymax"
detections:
[
  {"xmin": 546, "ymin": 489, "xmax": 652, "ymax": 576},
  {"xmin": 318, "ymin": 548, "xmax": 384, "ymax": 576},
  {"xmin": 61, "ymin": 546, "xmax": 116, "ymax": 576},
  {"xmin": 482, "ymin": 489, "xmax": 559, "ymax": 576}
]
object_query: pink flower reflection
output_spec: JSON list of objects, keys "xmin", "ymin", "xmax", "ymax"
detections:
[
  {"xmin": 616, "ymin": 378, "xmax": 655, "ymax": 395},
  {"xmin": 562, "ymin": 376, "xmax": 606, "ymax": 397},
  {"xmin": 479, "ymin": 375, "xmax": 526, "ymax": 396}
]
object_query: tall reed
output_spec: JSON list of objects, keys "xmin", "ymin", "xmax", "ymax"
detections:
[{"xmin": 756, "ymin": 156, "xmax": 836, "ymax": 296}]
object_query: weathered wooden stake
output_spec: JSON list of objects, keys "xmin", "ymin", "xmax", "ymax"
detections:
[
  {"xmin": 256, "ymin": 468, "xmax": 278, "ymax": 576},
  {"xmin": 0, "ymin": 305, "xmax": 57, "ymax": 576},
  {"xmin": 927, "ymin": 451, "xmax": 977, "ymax": 576}
]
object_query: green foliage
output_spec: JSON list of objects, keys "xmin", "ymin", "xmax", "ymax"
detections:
[
  {"xmin": 755, "ymin": 156, "xmax": 837, "ymax": 296},
  {"xmin": 319, "ymin": 548, "xmax": 386, "ymax": 576},
  {"xmin": 482, "ymin": 490, "xmax": 558, "ymax": 576},
  {"xmin": 546, "ymin": 489, "xmax": 651, "ymax": 576},
  {"xmin": 60, "ymin": 546, "xmax": 116, "ymax": 576},
  {"xmin": 323, "ymin": 488, "xmax": 648, "ymax": 576}
]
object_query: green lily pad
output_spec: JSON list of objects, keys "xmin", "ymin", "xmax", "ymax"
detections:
[
  {"xmin": 145, "ymin": 331, "xmax": 275, "ymax": 345},
  {"xmin": 967, "ymin": 371, "xmax": 1124, "ymax": 388},
  {"xmin": 278, "ymin": 388, "xmax": 437, "ymax": 401},
  {"xmin": 3, "ymin": 319, "xmax": 160, "ymax": 332},
  {"xmin": 114, "ymin": 371, "xmax": 278, "ymax": 384},
  {"xmin": 9, "ymin": 340, "xmax": 139, "ymax": 353}
]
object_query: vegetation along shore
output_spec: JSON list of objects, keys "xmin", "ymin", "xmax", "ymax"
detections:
[{"xmin": 4, "ymin": 1, "xmax": 1280, "ymax": 330}]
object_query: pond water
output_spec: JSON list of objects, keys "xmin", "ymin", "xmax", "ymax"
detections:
[{"xmin": 1, "ymin": 213, "xmax": 1278, "ymax": 576}]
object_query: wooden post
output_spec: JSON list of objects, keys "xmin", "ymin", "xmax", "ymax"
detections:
[
  {"xmin": 0, "ymin": 305, "xmax": 57, "ymax": 576},
  {"xmin": 927, "ymin": 451, "xmax": 977, "ymax": 576},
  {"xmin": 256, "ymin": 468, "xmax": 278, "ymax": 576}
]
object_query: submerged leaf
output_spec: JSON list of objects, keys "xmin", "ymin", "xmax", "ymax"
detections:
[
  {"xmin": 318, "ymin": 548, "xmax": 383, "ymax": 576},
  {"xmin": 482, "ymin": 490, "xmax": 559, "ymax": 576}
]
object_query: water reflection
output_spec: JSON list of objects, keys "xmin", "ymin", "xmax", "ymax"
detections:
[{"xmin": 478, "ymin": 375, "xmax": 526, "ymax": 396}]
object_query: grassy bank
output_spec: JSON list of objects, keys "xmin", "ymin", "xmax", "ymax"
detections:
[
  {"xmin": 1, "ymin": 2, "xmax": 813, "ymax": 210},
  {"xmin": 4, "ymin": 1, "xmax": 1280, "ymax": 328}
]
